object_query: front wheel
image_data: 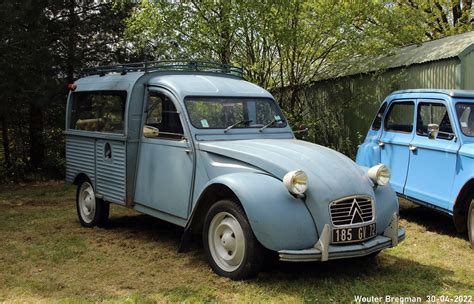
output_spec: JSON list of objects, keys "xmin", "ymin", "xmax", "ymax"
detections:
[
  {"xmin": 468, "ymin": 198, "xmax": 474, "ymax": 249},
  {"xmin": 76, "ymin": 180, "xmax": 109, "ymax": 228},
  {"xmin": 203, "ymin": 200, "xmax": 263, "ymax": 280}
]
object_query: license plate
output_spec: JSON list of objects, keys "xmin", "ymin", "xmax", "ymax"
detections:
[{"xmin": 332, "ymin": 223, "xmax": 376, "ymax": 244}]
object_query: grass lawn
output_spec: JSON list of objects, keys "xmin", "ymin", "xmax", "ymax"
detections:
[{"xmin": 0, "ymin": 182, "xmax": 473, "ymax": 303}]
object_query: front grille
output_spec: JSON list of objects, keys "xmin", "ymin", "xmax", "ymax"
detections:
[{"xmin": 329, "ymin": 196, "xmax": 374, "ymax": 226}]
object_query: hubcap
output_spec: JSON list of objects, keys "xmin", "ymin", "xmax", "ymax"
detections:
[
  {"xmin": 78, "ymin": 182, "xmax": 96, "ymax": 223},
  {"xmin": 208, "ymin": 212, "xmax": 245, "ymax": 272}
]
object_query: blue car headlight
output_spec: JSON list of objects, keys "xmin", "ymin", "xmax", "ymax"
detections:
[
  {"xmin": 368, "ymin": 164, "xmax": 390, "ymax": 186},
  {"xmin": 283, "ymin": 170, "xmax": 308, "ymax": 195}
]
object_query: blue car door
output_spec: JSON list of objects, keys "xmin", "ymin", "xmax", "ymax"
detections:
[
  {"xmin": 379, "ymin": 100, "xmax": 416, "ymax": 194},
  {"xmin": 404, "ymin": 99, "xmax": 460, "ymax": 211}
]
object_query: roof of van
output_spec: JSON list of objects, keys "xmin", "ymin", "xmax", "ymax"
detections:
[
  {"xmin": 74, "ymin": 71, "xmax": 273, "ymax": 99},
  {"xmin": 147, "ymin": 74, "xmax": 272, "ymax": 99},
  {"xmin": 390, "ymin": 89, "xmax": 474, "ymax": 98}
]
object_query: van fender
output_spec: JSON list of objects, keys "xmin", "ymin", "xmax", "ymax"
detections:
[{"xmin": 184, "ymin": 172, "xmax": 318, "ymax": 252}]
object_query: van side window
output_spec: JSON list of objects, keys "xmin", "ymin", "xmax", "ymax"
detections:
[
  {"xmin": 417, "ymin": 102, "xmax": 454, "ymax": 140},
  {"xmin": 70, "ymin": 91, "xmax": 126, "ymax": 133},
  {"xmin": 371, "ymin": 102, "xmax": 387, "ymax": 131},
  {"xmin": 144, "ymin": 93, "xmax": 184, "ymax": 140},
  {"xmin": 384, "ymin": 101, "xmax": 414, "ymax": 133}
]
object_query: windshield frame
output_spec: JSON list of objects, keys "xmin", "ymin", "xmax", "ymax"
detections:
[
  {"xmin": 455, "ymin": 101, "xmax": 474, "ymax": 138},
  {"xmin": 184, "ymin": 96, "xmax": 287, "ymax": 130}
]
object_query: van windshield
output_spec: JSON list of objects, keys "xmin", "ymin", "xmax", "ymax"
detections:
[
  {"xmin": 455, "ymin": 102, "xmax": 474, "ymax": 137},
  {"xmin": 185, "ymin": 98, "xmax": 287, "ymax": 130}
]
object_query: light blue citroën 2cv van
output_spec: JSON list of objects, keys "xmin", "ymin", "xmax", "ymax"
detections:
[{"xmin": 65, "ymin": 61, "xmax": 405, "ymax": 279}]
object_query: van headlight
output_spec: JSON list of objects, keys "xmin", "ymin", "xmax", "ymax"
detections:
[
  {"xmin": 283, "ymin": 170, "xmax": 308, "ymax": 195},
  {"xmin": 368, "ymin": 164, "xmax": 390, "ymax": 186}
]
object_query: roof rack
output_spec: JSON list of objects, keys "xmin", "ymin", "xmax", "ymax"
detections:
[{"xmin": 80, "ymin": 60, "xmax": 244, "ymax": 79}]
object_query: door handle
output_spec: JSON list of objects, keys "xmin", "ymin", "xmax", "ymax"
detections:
[
  {"xmin": 185, "ymin": 149, "xmax": 192, "ymax": 154},
  {"xmin": 378, "ymin": 141, "xmax": 385, "ymax": 147},
  {"xmin": 409, "ymin": 145, "xmax": 417, "ymax": 151}
]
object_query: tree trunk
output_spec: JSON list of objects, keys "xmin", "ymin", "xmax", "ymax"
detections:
[
  {"xmin": 67, "ymin": 0, "xmax": 77, "ymax": 83},
  {"xmin": 1, "ymin": 115, "xmax": 11, "ymax": 168},
  {"xmin": 28, "ymin": 102, "xmax": 45, "ymax": 169}
]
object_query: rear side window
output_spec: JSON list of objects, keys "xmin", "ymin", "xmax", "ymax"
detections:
[
  {"xmin": 417, "ymin": 102, "xmax": 454, "ymax": 140},
  {"xmin": 384, "ymin": 101, "xmax": 414, "ymax": 133},
  {"xmin": 456, "ymin": 103, "xmax": 474, "ymax": 137},
  {"xmin": 371, "ymin": 102, "xmax": 387, "ymax": 131},
  {"xmin": 70, "ymin": 91, "xmax": 126, "ymax": 133}
]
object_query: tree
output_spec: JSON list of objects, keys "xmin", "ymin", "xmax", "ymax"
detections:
[{"xmin": 0, "ymin": 0, "xmax": 134, "ymax": 180}]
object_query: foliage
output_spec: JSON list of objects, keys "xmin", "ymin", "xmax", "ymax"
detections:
[{"xmin": 0, "ymin": 1, "xmax": 135, "ymax": 181}]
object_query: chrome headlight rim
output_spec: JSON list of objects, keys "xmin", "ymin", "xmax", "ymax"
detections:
[
  {"xmin": 368, "ymin": 164, "xmax": 390, "ymax": 186},
  {"xmin": 283, "ymin": 170, "xmax": 308, "ymax": 195}
]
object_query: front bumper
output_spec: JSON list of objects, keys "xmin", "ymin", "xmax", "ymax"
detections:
[{"xmin": 278, "ymin": 214, "xmax": 405, "ymax": 262}]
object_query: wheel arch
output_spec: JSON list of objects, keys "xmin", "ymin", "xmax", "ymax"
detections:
[
  {"xmin": 453, "ymin": 178, "xmax": 474, "ymax": 232},
  {"xmin": 179, "ymin": 172, "xmax": 318, "ymax": 253},
  {"xmin": 73, "ymin": 172, "xmax": 93, "ymax": 186},
  {"xmin": 183, "ymin": 183, "xmax": 239, "ymax": 243}
]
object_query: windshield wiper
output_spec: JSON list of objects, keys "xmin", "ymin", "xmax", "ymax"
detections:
[
  {"xmin": 259, "ymin": 118, "xmax": 280, "ymax": 132},
  {"xmin": 224, "ymin": 119, "xmax": 252, "ymax": 133}
]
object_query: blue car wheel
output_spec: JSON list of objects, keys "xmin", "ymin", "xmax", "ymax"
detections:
[{"xmin": 203, "ymin": 199, "xmax": 263, "ymax": 280}]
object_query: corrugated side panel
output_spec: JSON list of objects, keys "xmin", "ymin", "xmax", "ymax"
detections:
[
  {"xmin": 96, "ymin": 140, "xmax": 126, "ymax": 204},
  {"xmin": 462, "ymin": 51, "xmax": 474, "ymax": 89},
  {"xmin": 65, "ymin": 136, "xmax": 96, "ymax": 185},
  {"xmin": 401, "ymin": 59, "xmax": 459, "ymax": 89}
]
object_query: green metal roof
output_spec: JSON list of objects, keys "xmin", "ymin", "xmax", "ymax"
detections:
[{"xmin": 323, "ymin": 31, "xmax": 474, "ymax": 80}]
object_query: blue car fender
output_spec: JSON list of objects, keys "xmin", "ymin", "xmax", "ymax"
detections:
[{"xmin": 189, "ymin": 172, "xmax": 319, "ymax": 252}]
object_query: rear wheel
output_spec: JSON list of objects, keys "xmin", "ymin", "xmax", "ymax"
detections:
[
  {"xmin": 76, "ymin": 180, "xmax": 109, "ymax": 228},
  {"xmin": 468, "ymin": 198, "xmax": 474, "ymax": 249},
  {"xmin": 203, "ymin": 200, "xmax": 263, "ymax": 280}
]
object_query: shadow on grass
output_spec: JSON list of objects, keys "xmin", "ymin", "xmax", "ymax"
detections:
[
  {"xmin": 107, "ymin": 213, "xmax": 184, "ymax": 245},
  {"xmin": 399, "ymin": 203, "xmax": 467, "ymax": 240},
  {"xmin": 103, "ymin": 213, "xmax": 469, "ymax": 300},
  {"xmin": 251, "ymin": 255, "xmax": 470, "ymax": 300}
]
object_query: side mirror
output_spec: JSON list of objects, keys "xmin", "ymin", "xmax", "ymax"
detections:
[
  {"xmin": 428, "ymin": 123, "xmax": 439, "ymax": 140},
  {"xmin": 143, "ymin": 125, "xmax": 160, "ymax": 138}
]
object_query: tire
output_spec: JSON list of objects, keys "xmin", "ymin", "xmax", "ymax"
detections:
[
  {"xmin": 468, "ymin": 198, "xmax": 474, "ymax": 250},
  {"xmin": 76, "ymin": 180, "xmax": 109, "ymax": 228},
  {"xmin": 203, "ymin": 199, "xmax": 263, "ymax": 280}
]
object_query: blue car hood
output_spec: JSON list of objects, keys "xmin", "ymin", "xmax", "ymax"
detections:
[{"xmin": 198, "ymin": 139, "xmax": 375, "ymax": 204}]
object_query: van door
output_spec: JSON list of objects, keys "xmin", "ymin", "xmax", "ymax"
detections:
[
  {"xmin": 403, "ymin": 100, "xmax": 459, "ymax": 211},
  {"xmin": 379, "ymin": 100, "xmax": 416, "ymax": 194},
  {"xmin": 134, "ymin": 89, "xmax": 194, "ymax": 219}
]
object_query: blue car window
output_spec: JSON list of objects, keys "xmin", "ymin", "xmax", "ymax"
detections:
[
  {"xmin": 70, "ymin": 91, "xmax": 126, "ymax": 134},
  {"xmin": 144, "ymin": 93, "xmax": 184, "ymax": 140},
  {"xmin": 371, "ymin": 102, "xmax": 387, "ymax": 131},
  {"xmin": 384, "ymin": 101, "xmax": 414, "ymax": 133},
  {"xmin": 185, "ymin": 97, "xmax": 286, "ymax": 129},
  {"xmin": 456, "ymin": 103, "xmax": 474, "ymax": 137},
  {"xmin": 417, "ymin": 103, "xmax": 454, "ymax": 140}
]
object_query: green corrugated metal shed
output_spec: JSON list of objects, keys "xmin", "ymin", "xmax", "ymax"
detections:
[
  {"xmin": 321, "ymin": 30, "xmax": 474, "ymax": 89},
  {"xmin": 280, "ymin": 31, "xmax": 474, "ymax": 157}
]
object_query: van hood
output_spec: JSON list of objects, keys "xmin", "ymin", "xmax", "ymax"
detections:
[{"xmin": 198, "ymin": 139, "xmax": 375, "ymax": 204}]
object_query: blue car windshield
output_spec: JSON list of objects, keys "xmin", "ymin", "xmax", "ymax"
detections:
[
  {"xmin": 455, "ymin": 102, "xmax": 474, "ymax": 137},
  {"xmin": 185, "ymin": 97, "xmax": 286, "ymax": 129}
]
